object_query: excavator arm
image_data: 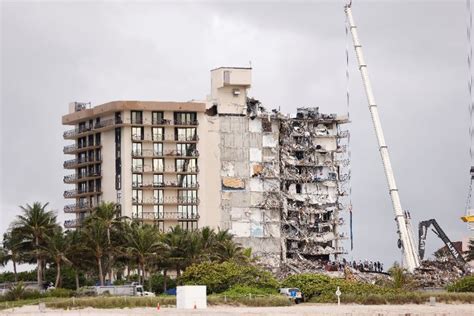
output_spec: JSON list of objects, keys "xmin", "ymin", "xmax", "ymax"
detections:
[{"xmin": 418, "ymin": 219, "xmax": 467, "ymax": 267}]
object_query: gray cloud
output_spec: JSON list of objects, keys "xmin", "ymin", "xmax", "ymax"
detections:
[{"xmin": 1, "ymin": 0, "xmax": 471, "ymax": 270}]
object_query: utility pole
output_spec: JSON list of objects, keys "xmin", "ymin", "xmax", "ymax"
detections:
[{"xmin": 344, "ymin": 4, "xmax": 421, "ymax": 272}]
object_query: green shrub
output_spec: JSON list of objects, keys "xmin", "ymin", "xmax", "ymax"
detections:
[
  {"xmin": 180, "ymin": 261, "xmax": 279, "ymax": 294},
  {"xmin": 447, "ymin": 275, "xmax": 474, "ymax": 292},
  {"xmin": 221, "ymin": 285, "xmax": 278, "ymax": 296},
  {"xmin": 148, "ymin": 274, "xmax": 176, "ymax": 294},
  {"xmin": 282, "ymin": 273, "xmax": 400, "ymax": 302},
  {"xmin": 208, "ymin": 294, "xmax": 291, "ymax": 307},
  {"xmin": 45, "ymin": 288, "xmax": 74, "ymax": 298}
]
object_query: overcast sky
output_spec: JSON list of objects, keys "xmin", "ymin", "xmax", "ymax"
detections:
[{"xmin": 1, "ymin": 0, "xmax": 472, "ymax": 270}]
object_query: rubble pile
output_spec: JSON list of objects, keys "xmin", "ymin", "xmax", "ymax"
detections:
[
  {"xmin": 413, "ymin": 259, "xmax": 465, "ymax": 288},
  {"xmin": 277, "ymin": 256, "xmax": 390, "ymax": 284}
]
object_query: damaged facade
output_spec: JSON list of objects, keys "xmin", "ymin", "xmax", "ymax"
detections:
[
  {"xmin": 208, "ymin": 67, "xmax": 349, "ymax": 268},
  {"xmin": 62, "ymin": 67, "xmax": 349, "ymax": 269}
]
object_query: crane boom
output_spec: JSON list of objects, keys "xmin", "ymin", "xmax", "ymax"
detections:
[{"xmin": 344, "ymin": 4, "xmax": 421, "ymax": 272}]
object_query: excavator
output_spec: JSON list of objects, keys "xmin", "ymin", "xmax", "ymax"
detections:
[{"xmin": 418, "ymin": 219, "xmax": 468, "ymax": 270}]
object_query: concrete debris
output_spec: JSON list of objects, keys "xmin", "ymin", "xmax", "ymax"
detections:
[
  {"xmin": 277, "ymin": 256, "xmax": 390, "ymax": 284},
  {"xmin": 413, "ymin": 259, "xmax": 465, "ymax": 288}
]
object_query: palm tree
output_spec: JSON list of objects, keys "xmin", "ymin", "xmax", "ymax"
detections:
[
  {"xmin": 1, "ymin": 231, "xmax": 24, "ymax": 282},
  {"xmin": 11, "ymin": 202, "xmax": 58, "ymax": 288},
  {"xmin": 41, "ymin": 227, "xmax": 72, "ymax": 288},
  {"xmin": 162, "ymin": 226, "xmax": 190, "ymax": 278},
  {"xmin": 86, "ymin": 202, "xmax": 125, "ymax": 245},
  {"xmin": 83, "ymin": 220, "xmax": 109, "ymax": 285},
  {"xmin": 215, "ymin": 239, "xmax": 246, "ymax": 263},
  {"xmin": 85, "ymin": 202, "xmax": 125, "ymax": 280},
  {"xmin": 122, "ymin": 223, "xmax": 164, "ymax": 285},
  {"xmin": 64, "ymin": 229, "xmax": 91, "ymax": 290}
]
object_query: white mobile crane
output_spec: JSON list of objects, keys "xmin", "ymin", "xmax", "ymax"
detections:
[{"xmin": 344, "ymin": 3, "xmax": 421, "ymax": 272}]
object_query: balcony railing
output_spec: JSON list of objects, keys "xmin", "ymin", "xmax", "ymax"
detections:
[
  {"xmin": 63, "ymin": 144, "xmax": 77, "ymax": 154},
  {"xmin": 63, "ymin": 170, "xmax": 102, "ymax": 183},
  {"xmin": 132, "ymin": 134, "xmax": 199, "ymax": 142},
  {"xmin": 132, "ymin": 196, "xmax": 199, "ymax": 205},
  {"xmin": 131, "ymin": 165, "xmax": 199, "ymax": 173},
  {"xmin": 132, "ymin": 211, "xmax": 199, "ymax": 220},
  {"xmin": 131, "ymin": 149, "xmax": 200, "ymax": 160},
  {"xmin": 64, "ymin": 188, "xmax": 101, "ymax": 198},
  {"xmin": 174, "ymin": 120, "xmax": 199, "ymax": 126},
  {"xmin": 64, "ymin": 202, "xmax": 91, "ymax": 213},
  {"xmin": 64, "ymin": 118, "xmax": 199, "ymax": 139},
  {"xmin": 132, "ymin": 181, "xmax": 199, "ymax": 189},
  {"xmin": 63, "ymin": 156, "xmax": 101, "ymax": 168},
  {"xmin": 152, "ymin": 118, "xmax": 170, "ymax": 125},
  {"xmin": 64, "ymin": 218, "xmax": 83, "ymax": 228}
]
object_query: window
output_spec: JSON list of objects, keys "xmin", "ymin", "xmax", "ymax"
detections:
[
  {"xmin": 153, "ymin": 189, "xmax": 163, "ymax": 204},
  {"xmin": 153, "ymin": 174, "xmax": 163, "ymax": 186},
  {"xmin": 153, "ymin": 143, "xmax": 163, "ymax": 156},
  {"xmin": 179, "ymin": 190, "xmax": 197, "ymax": 204},
  {"xmin": 296, "ymin": 184, "xmax": 302, "ymax": 194},
  {"xmin": 180, "ymin": 174, "xmax": 197, "ymax": 188},
  {"xmin": 131, "ymin": 111, "xmax": 143, "ymax": 124},
  {"xmin": 132, "ymin": 189, "xmax": 143, "ymax": 203},
  {"xmin": 175, "ymin": 127, "xmax": 196, "ymax": 141},
  {"xmin": 176, "ymin": 143, "xmax": 192, "ymax": 156},
  {"xmin": 133, "ymin": 205, "xmax": 143, "ymax": 218},
  {"xmin": 152, "ymin": 111, "xmax": 164, "ymax": 125},
  {"xmin": 132, "ymin": 174, "xmax": 142, "ymax": 188},
  {"xmin": 132, "ymin": 127, "xmax": 143, "ymax": 141},
  {"xmin": 153, "ymin": 158, "xmax": 164, "ymax": 172},
  {"xmin": 176, "ymin": 158, "xmax": 197, "ymax": 172},
  {"xmin": 223, "ymin": 70, "xmax": 230, "ymax": 84},
  {"xmin": 132, "ymin": 158, "xmax": 143, "ymax": 172},
  {"xmin": 152, "ymin": 127, "xmax": 164, "ymax": 141},
  {"xmin": 132, "ymin": 142, "xmax": 142, "ymax": 156},
  {"xmin": 174, "ymin": 112, "xmax": 196, "ymax": 125},
  {"xmin": 154, "ymin": 204, "xmax": 164, "ymax": 219}
]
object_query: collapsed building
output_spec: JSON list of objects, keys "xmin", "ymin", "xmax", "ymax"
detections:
[
  {"xmin": 62, "ymin": 66, "xmax": 350, "ymax": 269},
  {"xmin": 208, "ymin": 67, "xmax": 350, "ymax": 269}
]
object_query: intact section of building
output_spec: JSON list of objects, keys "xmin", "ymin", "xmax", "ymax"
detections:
[
  {"xmin": 62, "ymin": 67, "xmax": 349, "ymax": 268},
  {"xmin": 63, "ymin": 101, "xmax": 205, "ymax": 231}
]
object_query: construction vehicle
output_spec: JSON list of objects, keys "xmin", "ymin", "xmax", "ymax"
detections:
[
  {"xmin": 418, "ymin": 219, "xmax": 467, "ymax": 269},
  {"xmin": 344, "ymin": 3, "xmax": 420, "ymax": 272}
]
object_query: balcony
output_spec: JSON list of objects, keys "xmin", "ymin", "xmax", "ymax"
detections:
[
  {"xmin": 63, "ymin": 156, "xmax": 101, "ymax": 169},
  {"xmin": 132, "ymin": 149, "xmax": 199, "ymax": 158},
  {"xmin": 132, "ymin": 134, "xmax": 199, "ymax": 143},
  {"xmin": 132, "ymin": 196, "xmax": 199, "ymax": 205},
  {"xmin": 63, "ymin": 142, "xmax": 101, "ymax": 155},
  {"xmin": 63, "ymin": 170, "xmax": 102, "ymax": 184},
  {"xmin": 132, "ymin": 211, "xmax": 199, "ymax": 221},
  {"xmin": 132, "ymin": 181, "xmax": 199, "ymax": 190},
  {"xmin": 64, "ymin": 218, "xmax": 83, "ymax": 228},
  {"xmin": 174, "ymin": 120, "xmax": 199, "ymax": 126},
  {"xmin": 131, "ymin": 165, "xmax": 199, "ymax": 174},
  {"xmin": 152, "ymin": 118, "xmax": 171, "ymax": 125},
  {"xmin": 63, "ymin": 125, "xmax": 93, "ymax": 139},
  {"xmin": 64, "ymin": 202, "xmax": 91, "ymax": 213},
  {"xmin": 63, "ymin": 118, "xmax": 122, "ymax": 139},
  {"xmin": 64, "ymin": 188, "xmax": 101, "ymax": 198}
]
